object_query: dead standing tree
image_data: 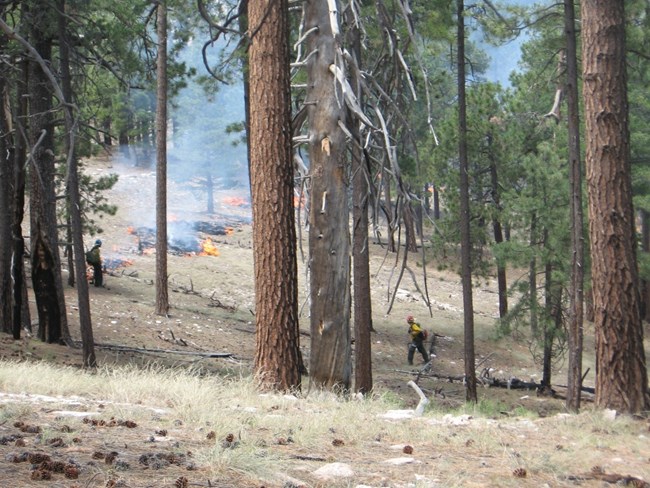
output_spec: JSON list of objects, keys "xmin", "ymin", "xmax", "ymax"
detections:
[
  {"xmin": 302, "ymin": 0, "xmax": 353, "ymax": 390},
  {"xmin": 291, "ymin": 0, "xmax": 437, "ymax": 389}
]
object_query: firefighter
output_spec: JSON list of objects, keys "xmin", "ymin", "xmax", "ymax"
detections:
[
  {"xmin": 406, "ymin": 315, "xmax": 429, "ymax": 365},
  {"xmin": 85, "ymin": 239, "xmax": 103, "ymax": 287}
]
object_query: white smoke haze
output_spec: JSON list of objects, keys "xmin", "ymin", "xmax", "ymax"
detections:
[{"xmin": 102, "ymin": 37, "xmax": 250, "ymax": 255}]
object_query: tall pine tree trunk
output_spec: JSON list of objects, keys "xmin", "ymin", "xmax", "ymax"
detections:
[
  {"xmin": 12, "ymin": 41, "xmax": 30, "ymax": 338},
  {"xmin": 249, "ymin": 0, "xmax": 303, "ymax": 391},
  {"xmin": 564, "ymin": 0, "xmax": 584, "ymax": 412},
  {"xmin": 641, "ymin": 210, "xmax": 650, "ymax": 322},
  {"xmin": 488, "ymin": 132, "xmax": 507, "ymax": 318},
  {"xmin": 581, "ymin": 0, "xmax": 649, "ymax": 412},
  {"xmin": 348, "ymin": 14, "xmax": 373, "ymax": 394},
  {"xmin": 457, "ymin": 0, "xmax": 477, "ymax": 402},
  {"xmin": 529, "ymin": 212, "xmax": 539, "ymax": 337},
  {"xmin": 305, "ymin": 0, "xmax": 351, "ymax": 390},
  {"xmin": 0, "ymin": 57, "xmax": 12, "ymax": 334},
  {"xmin": 155, "ymin": 1, "xmax": 169, "ymax": 316},
  {"xmin": 28, "ymin": 3, "xmax": 69, "ymax": 343},
  {"xmin": 59, "ymin": 0, "xmax": 96, "ymax": 367}
]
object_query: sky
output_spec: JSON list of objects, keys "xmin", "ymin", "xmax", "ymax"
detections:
[{"xmin": 475, "ymin": 0, "xmax": 534, "ymax": 86}]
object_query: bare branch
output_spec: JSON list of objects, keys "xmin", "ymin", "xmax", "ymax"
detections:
[
  {"xmin": 329, "ymin": 63, "xmax": 375, "ymax": 128},
  {"xmin": 293, "ymin": 25, "xmax": 319, "ymax": 50},
  {"xmin": 327, "ymin": 0, "xmax": 340, "ymax": 37}
]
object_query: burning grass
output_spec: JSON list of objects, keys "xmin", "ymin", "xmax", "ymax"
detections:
[
  {"xmin": 222, "ymin": 196, "xmax": 248, "ymax": 207},
  {"xmin": 199, "ymin": 237, "xmax": 219, "ymax": 256},
  {"xmin": 126, "ymin": 219, "xmax": 240, "ymax": 256},
  {"xmin": 0, "ymin": 360, "xmax": 648, "ymax": 487}
]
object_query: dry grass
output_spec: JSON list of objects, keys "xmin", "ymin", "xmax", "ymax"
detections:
[
  {"xmin": 0, "ymin": 360, "xmax": 648, "ymax": 487},
  {"xmin": 1, "ymin": 157, "xmax": 648, "ymax": 486}
]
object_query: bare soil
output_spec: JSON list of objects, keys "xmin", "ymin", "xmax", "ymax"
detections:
[{"xmin": 1, "ymin": 154, "xmax": 649, "ymax": 487}]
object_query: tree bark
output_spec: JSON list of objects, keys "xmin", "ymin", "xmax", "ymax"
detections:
[
  {"xmin": 564, "ymin": 0, "xmax": 584, "ymax": 412},
  {"xmin": 12, "ymin": 42, "xmax": 29, "ymax": 338},
  {"xmin": 347, "ymin": 16, "xmax": 373, "ymax": 394},
  {"xmin": 249, "ymin": 0, "xmax": 302, "ymax": 391},
  {"xmin": 382, "ymin": 168, "xmax": 396, "ymax": 253},
  {"xmin": 542, "ymin": 255, "xmax": 561, "ymax": 388},
  {"xmin": 641, "ymin": 210, "xmax": 650, "ymax": 322},
  {"xmin": 488, "ymin": 132, "xmax": 507, "ymax": 318},
  {"xmin": 529, "ymin": 212, "xmax": 538, "ymax": 337},
  {"xmin": 65, "ymin": 219, "xmax": 74, "ymax": 287},
  {"xmin": 59, "ymin": 0, "xmax": 96, "ymax": 367},
  {"xmin": 581, "ymin": 0, "xmax": 650, "ymax": 412},
  {"xmin": 305, "ymin": 0, "xmax": 351, "ymax": 390},
  {"xmin": 0, "ymin": 54, "xmax": 12, "ymax": 334},
  {"xmin": 433, "ymin": 186, "xmax": 440, "ymax": 220},
  {"xmin": 404, "ymin": 204, "xmax": 418, "ymax": 253},
  {"xmin": 457, "ymin": 0, "xmax": 477, "ymax": 403},
  {"xmin": 155, "ymin": 0, "xmax": 169, "ymax": 316},
  {"xmin": 27, "ymin": 3, "xmax": 69, "ymax": 343}
]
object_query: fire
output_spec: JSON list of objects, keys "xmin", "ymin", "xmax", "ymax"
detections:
[
  {"xmin": 199, "ymin": 237, "xmax": 219, "ymax": 256},
  {"xmin": 225, "ymin": 227, "xmax": 234, "ymax": 236},
  {"xmin": 293, "ymin": 195, "xmax": 306, "ymax": 208},
  {"xmin": 223, "ymin": 196, "xmax": 248, "ymax": 207},
  {"xmin": 127, "ymin": 226, "xmax": 136, "ymax": 235}
]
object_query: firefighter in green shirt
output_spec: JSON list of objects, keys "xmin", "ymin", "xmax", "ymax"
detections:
[
  {"xmin": 407, "ymin": 315, "xmax": 429, "ymax": 365},
  {"xmin": 85, "ymin": 239, "xmax": 103, "ymax": 287}
]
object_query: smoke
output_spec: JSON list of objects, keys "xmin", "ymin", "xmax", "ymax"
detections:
[{"xmin": 106, "ymin": 34, "xmax": 250, "ymax": 241}]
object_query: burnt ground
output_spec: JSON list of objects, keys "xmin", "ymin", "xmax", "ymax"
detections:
[{"xmin": 0, "ymin": 153, "xmax": 649, "ymax": 487}]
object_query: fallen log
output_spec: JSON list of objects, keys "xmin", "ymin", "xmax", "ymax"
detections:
[
  {"xmin": 566, "ymin": 468, "xmax": 650, "ymax": 487},
  {"xmin": 75, "ymin": 341, "xmax": 234, "ymax": 359},
  {"xmin": 401, "ymin": 368, "xmax": 595, "ymax": 398}
]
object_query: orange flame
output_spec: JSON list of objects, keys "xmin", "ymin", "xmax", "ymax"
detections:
[
  {"xmin": 293, "ymin": 195, "xmax": 306, "ymax": 208},
  {"xmin": 127, "ymin": 226, "xmax": 136, "ymax": 234},
  {"xmin": 225, "ymin": 227, "xmax": 234, "ymax": 236},
  {"xmin": 199, "ymin": 238, "xmax": 219, "ymax": 256},
  {"xmin": 223, "ymin": 196, "xmax": 248, "ymax": 207}
]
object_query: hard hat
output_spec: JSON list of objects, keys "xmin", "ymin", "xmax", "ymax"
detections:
[
  {"xmin": 406, "ymin": 315, "xmax": 414, "ymax": 323},
  {"xmin": 95, "ymin": 239, "xmax": 102, "ymax": 246}
]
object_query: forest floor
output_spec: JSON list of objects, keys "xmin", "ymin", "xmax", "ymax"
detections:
[{"xmin": 0, "ymin": 153, "xmax": 649, "ymax": 487}]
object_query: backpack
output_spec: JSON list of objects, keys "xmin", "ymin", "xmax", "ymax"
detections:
[
  {"xmin": 422, "ymin": 329, "xmax": 429, "ymax": 341},
  {"xmin": 86, "ymin": 247, "xmax": 100, "ymax": 265}
]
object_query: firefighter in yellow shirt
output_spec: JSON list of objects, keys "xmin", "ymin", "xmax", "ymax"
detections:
[{"xmin": 407, "ymin": 315, "xmax": 430, "ymax": 365}]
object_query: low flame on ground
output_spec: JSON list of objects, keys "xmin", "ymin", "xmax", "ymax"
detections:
[
  {"xmin": 223, "ymin": 196, "xmax": 248, "ymax": 207},
  {"xmin": 199, "ymin": 238, "xmax": 219, "ymax": 256},
  {"xmin": 127, "ymin": 226, "xmax": 136, "ymax": 235}
]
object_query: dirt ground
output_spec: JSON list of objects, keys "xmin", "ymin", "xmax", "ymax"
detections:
[
  {"xmin": 49, "ymin": 153, "xmax": 564, "ymax": 407},
  {"xmin": 2, "ymin": 152, "xmax": 614, "ymax": 408},
  {"xmin": 1, "ymin": 154, "xmax": 649, "ymax": 487}
]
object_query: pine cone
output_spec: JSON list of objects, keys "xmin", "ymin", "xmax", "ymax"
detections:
[{"xmin": 512, "ymin": 468, "xmax": 527, "ymax": 478}]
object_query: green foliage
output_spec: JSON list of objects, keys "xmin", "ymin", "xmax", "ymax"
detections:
[{"xmin": 55, "ymin": 162, "xmax": 119, "ymax": 237}]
